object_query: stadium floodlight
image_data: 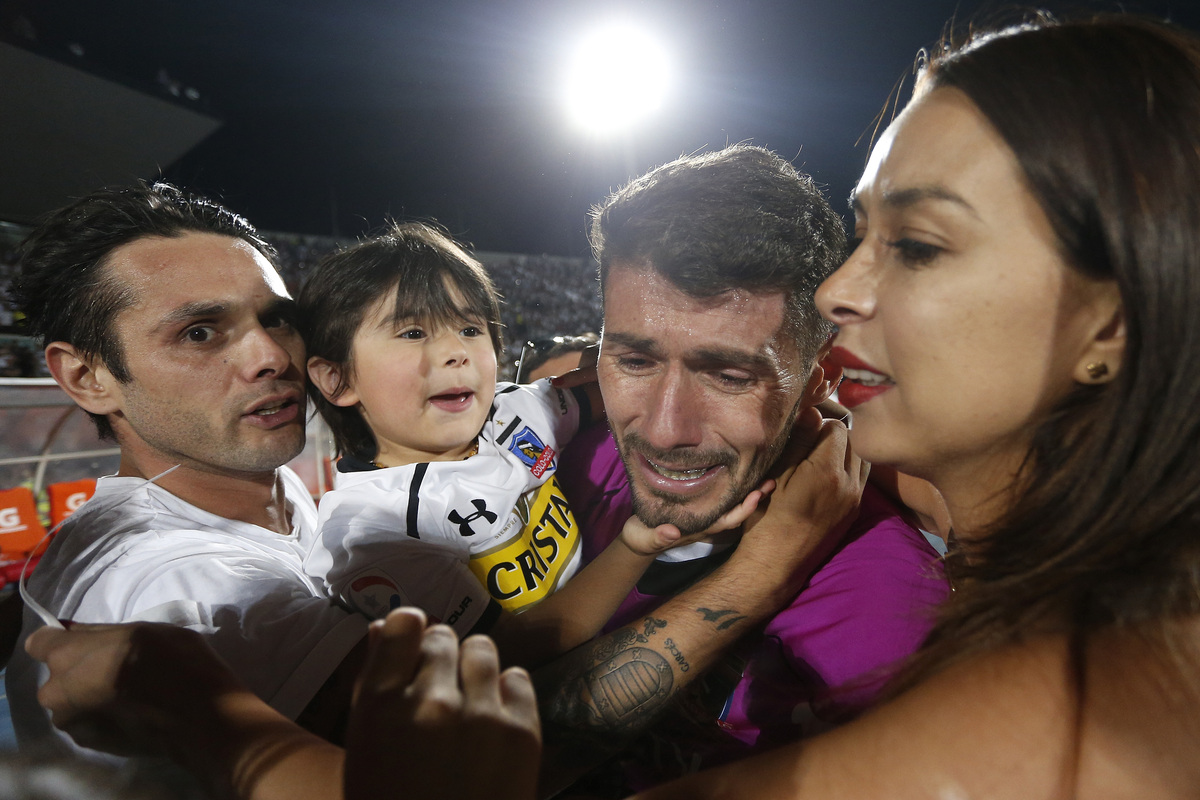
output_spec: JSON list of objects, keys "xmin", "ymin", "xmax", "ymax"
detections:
[{"xmin": 562, "ymin": 22, "xmax": 671, "ymax": 135}]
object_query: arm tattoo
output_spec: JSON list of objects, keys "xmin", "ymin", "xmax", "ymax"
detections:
[
  {"xmin": 537, "ymin": 606, "xmax": 752, "ymax": 777},
  {"xmin": 663, "ymin": 638, "xmax": 690, "ymax": 672},
  {"xmin": 698, "ymin": 606, "xmax": 748, "ymax": 630},
  {"xmin": 583, "ymin": 644, "xmax": 673, "ymax": 722},
  {"xmin": 540, "ymin": 616, "xmax": 675, "ymax": 736},
  {"xmin": 540, "ymin": 605, "xmax": 753, "ymax": 735}
]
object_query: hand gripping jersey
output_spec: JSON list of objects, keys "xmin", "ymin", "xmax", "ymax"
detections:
[{"xmin": 306, "ymin": 380, "xmax": 586, "ymax": 635}]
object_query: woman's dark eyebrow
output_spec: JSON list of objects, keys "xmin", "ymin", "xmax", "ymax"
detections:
[
  {"xmin": 851, "ymin": 185, "xmax": 980, "ymax": 217},
  {"xmin": 888, "ymin": 185, "xmax": 978, "ymax": 215}
]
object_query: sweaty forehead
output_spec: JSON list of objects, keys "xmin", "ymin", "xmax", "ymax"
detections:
[
  {"xmin": 602, "ymin": 264, "xmax": 802, "ymax": 375},
  {"xmin": 111, "ymin": 232, "xmax": 282, "ymax": 289},
  {"xmin": 106, "ymin": 233, "xmax": 289, "ymax": 334}
]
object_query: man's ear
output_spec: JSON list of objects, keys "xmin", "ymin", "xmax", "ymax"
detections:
[
  {"xmin": 802, "ymin": 339, "xmax": 843, "ymax": 406},
  {"xmin": 44, "ymin": 342, "xmax": 122, "ymax": 416},
  {"xmin": 1072, "ymin": 286, "xmax": 1125, "ymax": 385},
  {"xmin": 307, "ymin": 357, "xmax": 358, "ymax": 407}
]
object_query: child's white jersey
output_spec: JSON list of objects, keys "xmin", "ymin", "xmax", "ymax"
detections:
[{"xmin": 306, "ymin": 380, "xmax": 587, "ymax": 636}]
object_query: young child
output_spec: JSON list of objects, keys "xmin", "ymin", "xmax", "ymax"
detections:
[{"xmin": 298, "ymin": 222, "xmax": 767, "ymax": 669}]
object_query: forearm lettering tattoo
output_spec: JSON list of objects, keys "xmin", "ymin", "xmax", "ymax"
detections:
[{"xmin": 663, "ymin": 638, "xmax": 690, "ymax": 672}]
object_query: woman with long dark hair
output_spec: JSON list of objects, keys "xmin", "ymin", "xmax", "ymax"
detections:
[{"xmin": 636, "ymin": 14, "xmax": 1200, "ymax": 798}]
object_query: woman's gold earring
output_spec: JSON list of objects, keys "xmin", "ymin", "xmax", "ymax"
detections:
[{"xmin": 1085, "ymin": 362, "xmax": 1109, "ymax": 380}]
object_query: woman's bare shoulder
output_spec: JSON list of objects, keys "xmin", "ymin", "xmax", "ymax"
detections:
[
  {"xmin": 633, "ymin": 625, "xmax": 1200, "ymax": 799},
  {"xmin": 1077, "ymin": 620, "xmax": 1200, "ymax": 798}
]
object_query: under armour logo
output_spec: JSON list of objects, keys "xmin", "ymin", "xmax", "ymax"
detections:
[{"xmin": 448, "ymin": 499, "xmax": 498, "ymax": 536}]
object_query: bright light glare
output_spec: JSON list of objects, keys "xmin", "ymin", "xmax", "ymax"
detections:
[{"xmin": 563, "ymin": 23, "xmax": 670, "ymax": 134}]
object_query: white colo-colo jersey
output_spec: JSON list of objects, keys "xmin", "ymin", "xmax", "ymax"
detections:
[
  {"xmin": 306, "ymin": 380, "xmax": 587, "ymax": 636},
  {"xmin": 7, "ymin": 467, "xmax": 367, "ymax": 758}
]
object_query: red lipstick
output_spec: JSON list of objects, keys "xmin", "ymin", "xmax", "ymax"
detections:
[{"xmin": 828, "ymin": 347, "xmax": 894, "ymax": 409}]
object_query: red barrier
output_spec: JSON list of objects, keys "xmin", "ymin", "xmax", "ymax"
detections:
[
  {"xmin": 47, "ymin": 478, "xmax": 97, "ymax": 526},
  {"xmin": 0, "ymin": 487, "xmax": 47, "ymax": 559}
]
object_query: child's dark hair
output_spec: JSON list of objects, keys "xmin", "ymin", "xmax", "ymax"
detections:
[{"xmin": 297, "ymin": 221, "xmax": 503, "ymax": 458}]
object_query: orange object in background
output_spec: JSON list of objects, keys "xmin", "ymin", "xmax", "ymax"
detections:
[
  {"xmin": 47, "ymin": 478, "xmax": 96, "ymax": 527},
  {"xmin": 0, "ymin": 487, "xmax": 48, "ymax": 559}
]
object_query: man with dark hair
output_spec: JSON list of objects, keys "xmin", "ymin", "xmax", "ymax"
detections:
[
  {"xmin": 12, "ymin": 183, "xmax": 277, "ymax": 440},
  {"xmin": 541, "ymin": 145, "xmax": 948, "ymax": 788},
  {"xmin": 590, "ymin": 145, "xmax": 845, "ymax": 532},
  {"xmin": 590, "ymin": 145, "xmax": 841, "ymax": 368},
  {"xmin": 6, "ymin": 183, "xmax": 367, "ymax": 757}
]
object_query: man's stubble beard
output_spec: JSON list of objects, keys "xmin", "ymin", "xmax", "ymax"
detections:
[
  {"xmin": 117, "ymin": 379, "xmax": 307, "ymax": 477},
  {"xmin": 617, "ymin": 399, "xmax": 802, "ymax": 535}
]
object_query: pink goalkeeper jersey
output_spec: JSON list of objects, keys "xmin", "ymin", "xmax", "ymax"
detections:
[{"xmin": 557, "ymin": 425, "xmax": 949, "ymax": 782}]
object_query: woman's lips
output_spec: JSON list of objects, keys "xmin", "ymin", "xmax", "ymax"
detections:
[
  {"xmin": 836, "ymin": 378, "xmax": 893, "ymax": 409},
  {"xmin": 828, "ymin": 347, "xmax": 894, "ymax": 409}
]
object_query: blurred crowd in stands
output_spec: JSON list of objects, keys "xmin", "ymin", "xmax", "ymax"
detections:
[{"xmin": 0, "ymin": 225, "xmax": 603, "ymax": 381}]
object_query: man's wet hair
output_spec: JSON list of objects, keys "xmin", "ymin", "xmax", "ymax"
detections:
[{"xmin": 589, "ymin": 144, "xmax": 846, "ymax": 366}]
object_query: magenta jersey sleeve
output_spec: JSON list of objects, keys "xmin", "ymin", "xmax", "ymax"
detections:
[{"xmin": 558, "ymin": 424, "xmax": 950, "ymax": 777}]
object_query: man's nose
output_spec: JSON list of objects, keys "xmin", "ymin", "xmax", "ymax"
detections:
[
  {"xmin": 642, "ymin": 368, "xmax": 703, "ymax": 449},
  {"xmin": 246, "ymin": 325, "xmax": 296, "ymax": 380}
]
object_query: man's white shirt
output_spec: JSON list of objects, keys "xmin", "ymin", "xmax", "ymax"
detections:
[{"xmin": 6, "ymin": 466, "xmax": 366, "ymax": 755}]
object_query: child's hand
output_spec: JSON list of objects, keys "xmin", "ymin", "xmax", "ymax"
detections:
[{"xmin": 618, "ymin": 480, "xmax": 777, "ymax": 556}]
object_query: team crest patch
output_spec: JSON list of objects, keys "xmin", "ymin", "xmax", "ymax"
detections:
[
  {"xmin": 348, "ymin": 572, "xmax": 402, "ymax": 619},
  {"xmin": 507, "ymin": 426, "xmax": 557, "ymax": 477}
]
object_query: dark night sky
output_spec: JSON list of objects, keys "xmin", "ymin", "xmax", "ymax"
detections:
[{"xmin": 7, "ymin": 0, "xmax": 1200, "ymax": 255}]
